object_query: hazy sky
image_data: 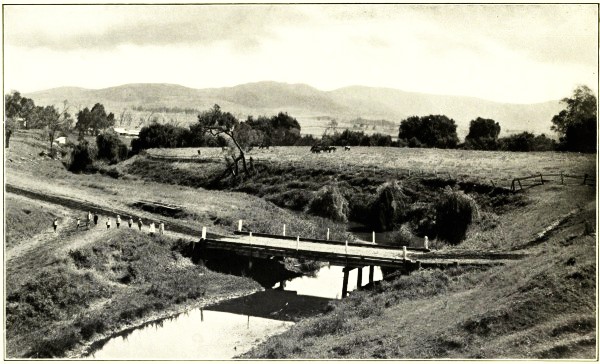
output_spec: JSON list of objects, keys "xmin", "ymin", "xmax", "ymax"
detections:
[{"xmin": 4, "ymin": 4, "xmax": 598, "ymax": 103}]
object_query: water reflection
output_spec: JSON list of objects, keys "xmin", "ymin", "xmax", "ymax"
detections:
[
  {"xmin": 276, "ymin": 265, "xmax": 383, "ymax": 299},
  {"xmin": 87, "ymin": 264, "xmax": 383, "ymax": 359},
  {"xmin": 88, "ymin": 309, "xmax": 292, "ymax": 359}
]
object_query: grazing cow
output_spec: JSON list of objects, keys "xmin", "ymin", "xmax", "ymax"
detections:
[
  {"xmin": 326, "ymin": 146, "xmax": 337, "ymax": 153},
  {"xmin": 258, "ymin": 144, "xmax": 271, "ymax": 150},
  {"xmin": 310, "ymin": 145, "xmax": 322, "ymax": 153},
  {"xmin": 197, "ymin": 149, "xmax": 201, "ymax": 155},
  {"xmin": 344, "ymin": 146, "xmax": 351, "ymax": 151}
]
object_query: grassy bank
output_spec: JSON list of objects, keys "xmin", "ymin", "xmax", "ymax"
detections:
[
  {"xmin": 5, "ymin": 226, "xmax": 261, "ymax": 358},
  {"xmin": 243, "ymin": 202, "xmax": 596, "ymax": 358}
]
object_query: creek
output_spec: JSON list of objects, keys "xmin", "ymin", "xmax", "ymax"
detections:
[{"xmin": 86, "ymin": 264, "xmax": 383, "ymax": 359}]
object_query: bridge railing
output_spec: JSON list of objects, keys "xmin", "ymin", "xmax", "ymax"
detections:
[{"xmin": 233, "ymin": 230, "xmax": 430, "ymax": 252}]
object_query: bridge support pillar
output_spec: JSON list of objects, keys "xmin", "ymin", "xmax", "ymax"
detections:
[
  {"xmin": 369, "ymin": 265, "xmax": 374, "ymax": 285},
  {"xmin": 342, "ymin": 267, "xmax": 350, "ymax": 298},
  {"xmin": 357, "ymin": 267, "xmax": 363, "ymax": 289}
]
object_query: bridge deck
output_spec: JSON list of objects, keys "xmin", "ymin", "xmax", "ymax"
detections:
[{"xmin": 200, "ymin": 234, "xmax": 517, "ymax": 268}]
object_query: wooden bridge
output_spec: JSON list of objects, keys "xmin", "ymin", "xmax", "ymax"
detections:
[{"xmin": 195, "ymin": 222, "xmax": 521, "ymax": 298}]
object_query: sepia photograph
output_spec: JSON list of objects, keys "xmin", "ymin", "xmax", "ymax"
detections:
[{"xmin": 3, "ymin": 3, "xmax": 598, "ymax": 360}]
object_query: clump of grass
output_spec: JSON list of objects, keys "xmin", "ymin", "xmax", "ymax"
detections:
[
  {"xmin": 387, "ymin": 224, "xmax": 420, "ymax": 248},
  {"xmin": 307, "ymin": 185, "xmax": 349, "ymax": 223},
  {"xmin": 369, "ymin": 181, "xmax": 410, "ymax": 231},
  {"xmin": 434, "ymin": 187, "xmax": 480, "ymax": 245}
]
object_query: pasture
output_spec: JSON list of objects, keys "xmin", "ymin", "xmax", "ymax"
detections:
[{"xmin": 145, "ymin": 146, "xmax": 595, "ymax": 189}]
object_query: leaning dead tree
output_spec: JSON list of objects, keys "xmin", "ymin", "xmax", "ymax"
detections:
[{"xmin": 196, "ymin": 104, "xmax": 250, "ymax": 177}]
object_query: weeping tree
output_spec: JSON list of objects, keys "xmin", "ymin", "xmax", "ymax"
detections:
[{"xmin": 195, "ymin": 104, "xmax": 261, "ymax": 177}]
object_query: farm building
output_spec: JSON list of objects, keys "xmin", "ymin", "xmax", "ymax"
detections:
[
  {"xmin": 113, "ymin": 127, "xmax": 141, "ymax": 137},
  {"xmin": 53, "ymin": 136, "xmax": 66, "ymax": 145}
]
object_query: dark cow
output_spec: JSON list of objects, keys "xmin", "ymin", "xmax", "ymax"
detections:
[{"xmin": 344, "ymin": 146, "xmax": 351, "ymax": 151}]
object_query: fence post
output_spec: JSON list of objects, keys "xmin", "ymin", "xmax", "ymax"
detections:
[
  {"xmin": 327, "ymin": 228, "xmax": 330, "ymax": 241},
  {"xmin": 201, "ymin": 226, "xmax": 206, "ymax": 239},
  {"xmin": 402, "ymin": 246, "xmax": 407, "ymax": 260},
  {"xmin": 283, "ymin": 224, "xmax": 286, "ymax": 236},
  {"xmin": 424, "ymin": 236, "xmax": 429, "ymax": 250},
  {"xmin": 540, "ymin": 174, "xmax": 544, "ymax": 185},
  {"xmin": 372, "ymin": 231, "xmax": 375, "ymax": 244},
  {"xmin": 345, "ymin": 240, "xmax": 348, "ymax": 255},
  {"xmin": 560, "ymin": 171, "xmax": 564, "ymax": 185},
  {"xmin": 238, "ymin": 219, "xmax": 243, "ymax": 232},
  {"xmin": 249, "ymin": 231, "xmax": 253, "ymax": 244},
  {"xmin": 296, "ymin": 236, "xmax": 299, "ymax": 251},
  {"xmin": 511, "ymin": 179, "xmax": 515, "ymax": 192}
]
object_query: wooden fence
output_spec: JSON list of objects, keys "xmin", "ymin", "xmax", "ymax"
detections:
[{"xmin": 511, "ymin": 172, "xmax": 595, "ymax": 192}]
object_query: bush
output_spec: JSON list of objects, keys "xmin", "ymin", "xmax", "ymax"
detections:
[
  {"xmin": 307, "ymin": 185, "xmax": 349, "ymax": 223},
  {"xmin": 434, "ymin": 187, "xmax": 480, "ymax": 245},
  {"xmin": 96, "ymin": 132, "xmax": 128, "ymax": 164},
  {"xmin": 369, "ymin": 181, "xmax": 410, "ymax": 231},
  {"xmin": 68, "ymin": 141, "xmax": 96, "ymax": 173}
]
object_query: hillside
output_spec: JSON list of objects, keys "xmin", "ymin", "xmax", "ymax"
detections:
[{"xmin": 24, "ymin": 82, "xmax": 562, "ymax": 138}]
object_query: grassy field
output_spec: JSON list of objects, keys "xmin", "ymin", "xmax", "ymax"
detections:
[{"xmin": 145, "ymin": 146, "xmax": 595, "ymax": 189}]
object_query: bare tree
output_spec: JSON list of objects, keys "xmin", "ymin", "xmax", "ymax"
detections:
[{"xmin": 196, "ymin": 104, "xmax": 251, "ymax": 176}]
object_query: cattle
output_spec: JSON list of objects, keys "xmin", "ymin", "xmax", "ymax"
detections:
[
  {"xmin": 311, "ymin": 145, "xmax": 337, "ymax": 153},
  {"xmin": 344, "ymin": 146, "xmax": 351, "ymax": 151}
]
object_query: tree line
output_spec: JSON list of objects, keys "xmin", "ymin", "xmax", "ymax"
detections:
[{"xmin": 5, "ymin": 85, "xmax": 596, "ymax": 161}]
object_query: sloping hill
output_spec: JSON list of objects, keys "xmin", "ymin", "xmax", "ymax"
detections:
[{"xmin": 24, "ymin": 82, "xmax": 562, "ymax": 137}]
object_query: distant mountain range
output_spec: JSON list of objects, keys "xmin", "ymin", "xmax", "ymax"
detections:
[{"xmin": 24, "ymin": 81, "xmax": 562, "ymax": 138}]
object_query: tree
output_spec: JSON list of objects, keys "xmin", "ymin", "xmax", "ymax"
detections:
[
  {"xmin": 76, "ymin": 103, "xmax": 115, "ymax": 136},
  {"xmin": 464, "ymin": 117, "xmax": 501, "ymax": 150},
  {"xmin": 5, "ymin": 91, "xmax": 35, "ymax": 129},
  {"xmin": 38, "ymin": 101, "xmax": 73, "ymax": 155},
  {"xmin": 194, "ymin": 104, "xmax": 250, "ymax": 176},
  {"xmin": 551, "ymin": 85, "xmax": 597, "ymax": 153},
  {"xmin": 399, "ymin": 115, "xmax": 459, "ymax": 148}
]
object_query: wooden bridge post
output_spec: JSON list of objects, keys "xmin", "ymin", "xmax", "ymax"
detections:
[
  {"xmin": 540, "ymin": 174, "xmax": 544, "ymax": 185},
  {"xmin": 327, "ymin": 228, "xmax": 330, "ymax": 241},
  {"xmin": 342, "ymin": 267, "xmax": 350, "ymax": 298},
  {"xmin": 403, "ymin": 246, "xmax": 407, "ymax": 260},
  {"xmin": 283, "ymin": 224, "xmax": 286, "ymax": 236},
  {"xmin": 372, "ymin": 231, "xmax": 375, "ymax": 244},
  {"xmin": 201, "ymin": 226, "xmax": 206, "ymax": 239},
  {"xmin": 357, "ymin": 267, "xmax": 363, "ymax": 289},
  {"xmin": 424, "ymin": 236, "xmax": 429, "ymax": 250},
  {"xmin": 249, "ymin": 231, "xmax": 253, "ymax": 244},
  {"xmin": 296, "ymin": 236, "xmax": 300, "ymax": 250},
  {"xmin": 238, "ymin": 220, "xmax": 243, "ymax": 232},
  {"xmin": 369, "ymin": 266, "xmax": 374, "ymax": 284},
  {"xmin": 560, "ymin": 172, "xmax": 564, "ymax": 185}
]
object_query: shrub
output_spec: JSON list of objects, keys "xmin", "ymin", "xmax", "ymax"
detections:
[
  {"xmin": 307, "ymin": 185, "xmax": 349, "ymax": 223},
  {"xmin": 369, "ymin": 181, "xmax": 410, "ymax": 231},
  {"xmin": 96, "ymin": 132, "xmax": 128, "ymax": 164},
  {"xmin": 68, "ymin": 141, "xmax": 96, "ymax": 173},
  {"xmin": 434, "ymin": 187, "xmax": 480, "ymax": 245}
]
